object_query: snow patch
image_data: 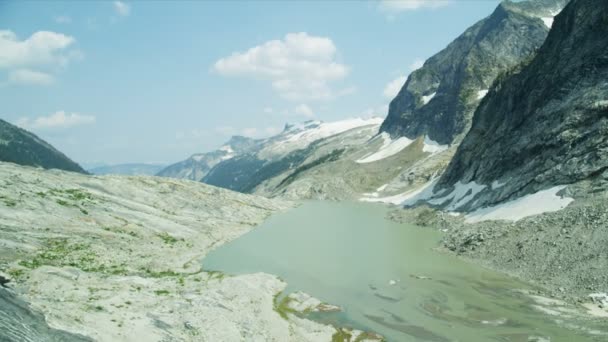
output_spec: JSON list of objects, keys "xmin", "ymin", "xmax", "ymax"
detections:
[
  {"xmin": 219, "ymin": 145, "xmax": 234, "ymax": 153},
  {"xmin": 376, "ymin": 184, "xmax": 388, "ymax": 192},
  {"xmin": 465, "ymin": 185, "xmax": 573, "ymax": 223},
  {"xmin": 422, "ymin": 136, "xmax": 448, "ymax": 153},
  {"xmin": 428, "ymin": 181, "xmax": 487, "ymax": 210},
  {"xmin": 542, "ymin": 17, "xmax": 554, "ymax": 28},
  {"xmin": 356, "ymin": 133, "xmax": 413, "ymax": 163},
  {"xmin": 421, "ymin": 92, "xmax": 436, "ymax": 105},
  {"xmin": 191, "ymin": 154, "xmax": 204, "ymax": 162},
  {"xmin": 540, "ymin": 10, "xmax": 560, "ymax": 28},
  {"xmin": 361, "ymin": 178, "xmax": 438, "ymax": 205},
  {"xmin": 477, "ymin": 89, "xmax": 489, "ymax": 100},
  {"xmin": 284, "ymin": 117, "xmax": 383, "ymax": 145},
  {"xmin": 491, "ymin": 179, "xmax": 507, "ymax": 190}
]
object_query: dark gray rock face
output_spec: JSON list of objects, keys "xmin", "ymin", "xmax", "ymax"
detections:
[
  {"xmin": 0, "ymin": 288, "xmax": 91, "ymax": 342},
  {"xmin": 436, "ymin": 0, "xmax": 608, "ymax": 209},
  {"xmin": 380, "ymin": 0, "xmax": 568, "ymax": 145},
  {"xmin": 156, "ymin": 135, "xmax": 258, "ymax": 181},
  {"xmin": 0, "ymin": 119, "xmax": 86, "ymax": 174}
]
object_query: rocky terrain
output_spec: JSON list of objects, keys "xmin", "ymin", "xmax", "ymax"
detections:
[
  {"xmin": 385, "ymin": 0, "xmax": 608, "ymax": 318},
  {"xmin": 380, "ymin": 0, "xmax": 568, "ymax": 145},
  {"xmin": 0, "ymin": 119, "xmax": 86, "ymax": 174},
  {"xmin": 428, "ymin": 0, "xmax": 608, "ymax": 212},
  {"xmin": 388, "ymin": 180, "xmax": 608, "ymax": 318},
  {"xmin": 0, "ymin": 162, "xmax": 378, "ymax": 341}
]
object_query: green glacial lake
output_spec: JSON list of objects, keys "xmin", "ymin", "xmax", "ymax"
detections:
[{"xmin": 203, "ymin": 201, "xmax": 607, "ymax": 341}]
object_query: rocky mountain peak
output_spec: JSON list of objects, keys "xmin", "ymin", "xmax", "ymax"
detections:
[
  {"xmin": 433, "ymin": 0, "xmax": 608, "ymax": 211},
  {"xmin": 379, "ymin": 0, "xmax": 569, "ymax": 146}
]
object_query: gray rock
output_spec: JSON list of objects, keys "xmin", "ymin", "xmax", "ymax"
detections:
[
  {"xmin": 380, "ymin": 0, "xmax": 569, "ymax": 145},
  {"xmin": 436, "ymin": 0, "xmax": 608, "ymax": 211}
]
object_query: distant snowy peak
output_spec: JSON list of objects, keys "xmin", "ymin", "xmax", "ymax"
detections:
[{"xmin": 259, "ymin": 117, "xmax": 383, "ymax": 159}]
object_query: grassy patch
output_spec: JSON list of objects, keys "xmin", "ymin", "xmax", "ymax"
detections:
[
  {"xmin": 141, "ymin": 268, "xmax": 181, "ymax": 278},
  {"xmin": 0, "ymin": 195, "xmax": 17, "ymax": 207},
  {"xmin": 332, "ymin": 329, "xmax": 353, "ymax": 342},
  {"xmin": 154, "ymin": 289, "xmax": 170, "ymax": 296},
  {"xmin": 6, "ymin": 268, "xmax": 24, "ymax": 279},
  {"xmin": 206, "ymin": 270, "xmax": 225, "ymax": 281},
  {"xmin": 156, "ymin": 232, "xmax": 181, "ymax": 244},
  {"xmin": 16, "ymin": 238, "xmax": 127, "ymax": 275},
  {"xmin": 273, "ymin": 293, "xmax": 297, "ymax": 320}
]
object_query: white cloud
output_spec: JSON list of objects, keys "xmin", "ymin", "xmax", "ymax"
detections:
[
  {"xmin": 379, "ymin": 0, "xmax": 450, "ymax": 12},
  {"xmin": 16, "ymin": 111, "xmax": 96, "ymax": 130},
  {"xmin": 263, "ymin": 107, "xmax": 274, "ymax": 114},
  {"xmin": 0, "ymin": 30, "xmax": 79, "ymax": 86},
  {"xmin": 54, "ymin": 15, "xmax": 72, "ymax": 24},
  {"xmin": 8, "ymin": 69, "xmax": 54, "ymax": 85},
  {"xmin": 213, "ymin": 32, "xmax": 350, "ymax": 101},
  {"xmin": 409, "ymin": 58, "xmax": 425, "ymax": 71},
  {"xmin": 113, "ymin": 1, "xmax": 131, "ymax": 16},
  {"xmin": 294, "ymin": 104, "xmax": 315, "ymax": 118},
  {"xmin": 383, "ymin": 75, "xmax": 406, "ymax": 99},
  {"xmin": 0, "ymin": 30, "xmax": 76, "ymax": 69}
]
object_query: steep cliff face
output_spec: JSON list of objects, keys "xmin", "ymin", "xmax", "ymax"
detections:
[
  {"xmin": 380, "ymin": 0, "xmax": 569, "ymax": 145},
  {"xmin": 0, "ymin": 119, "xmax": 86, "ymax": 174},
  {"xmin": 434, "ymin": 0, "xmax": 608, "ymax": 211}
]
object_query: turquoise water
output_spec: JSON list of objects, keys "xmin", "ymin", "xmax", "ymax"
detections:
[{"xmin": 203, "ymin": 201, "xmax": 607, "ymax": 341}]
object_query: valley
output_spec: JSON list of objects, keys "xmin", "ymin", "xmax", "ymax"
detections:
[{"xmin": 1, "ymin": 0, "xmax": 607, "ymax": 341}]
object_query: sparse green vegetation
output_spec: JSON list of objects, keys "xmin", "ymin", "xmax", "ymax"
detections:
[
  {"xmin": 0, "ymin": 195, "xmax": 17, "ymax": 207},
  {"xmin": 156, "ymin": 232, "xmax": 180, "ymax": 244},
  {"xmin": 206, "ymin": 270, "xmax": 225, "ymax": 280},
  {"xmin": 15, "ymin": 238, "xmax": 130, "ymax": 275},
  {"xmin": 56, "ymin": 199, "xmax": 69, "ymax": 206},
  {"xmin": 332, "ymin": 329, "xmax": 353, "ymax": 342},
  {"xmin": 154, "ymin": 289, "xmax": 170, "ymax": 296},
  {"xmin": 6, "ymin": 268, "xmax": 24, "ymax": 279},
  {"xmin": 102, "ymin": 226, "xmax": 139, "ymax": 238},
  {"xmin": 273, "ymin": 293, "xmax": 296, "ymax": 320}
]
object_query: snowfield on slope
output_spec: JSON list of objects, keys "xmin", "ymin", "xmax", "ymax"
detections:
[
  {"xmin": 259, "ymin": 117, "xmax": 383, "ymax": 159},
  {"xmin": 465, "ymin": 185, "xmax": 574, "ymax": 223},
  {"xmin": 357, "ymin": 133, "xmax": 448, "ymax": 163}
]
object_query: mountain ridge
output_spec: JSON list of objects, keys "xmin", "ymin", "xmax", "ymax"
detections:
[{"xmin": 0, "ymin": 119, "xmax": 86, "ymax": 174}]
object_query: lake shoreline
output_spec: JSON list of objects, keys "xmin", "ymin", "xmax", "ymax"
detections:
[{"xmin": 387, "ymin": 202, "xmax": 608, "ymax": 321}]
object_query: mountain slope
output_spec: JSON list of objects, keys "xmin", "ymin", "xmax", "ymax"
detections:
[
  {"xmin": 431, "ymin": 0, "xmax": 607, "ymax": 212},
  {"xmin": 156, "ymin": 136, "xmax": 258, "ymax": 181},
  {"xmin": 380, "ymin": 0, "xmax": 569, "ymax": 145},
  {"xmin": 0, "ymin": 119, "xmax": 86, "ymax": 173},
  {"xmin": 201, "ymin": 118, "xmax": 383, "ymax": 192}
]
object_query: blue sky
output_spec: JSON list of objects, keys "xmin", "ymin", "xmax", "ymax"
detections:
[{"xmin": 0, "ymin": 0, "xmax": 500, "ymax": 166}]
